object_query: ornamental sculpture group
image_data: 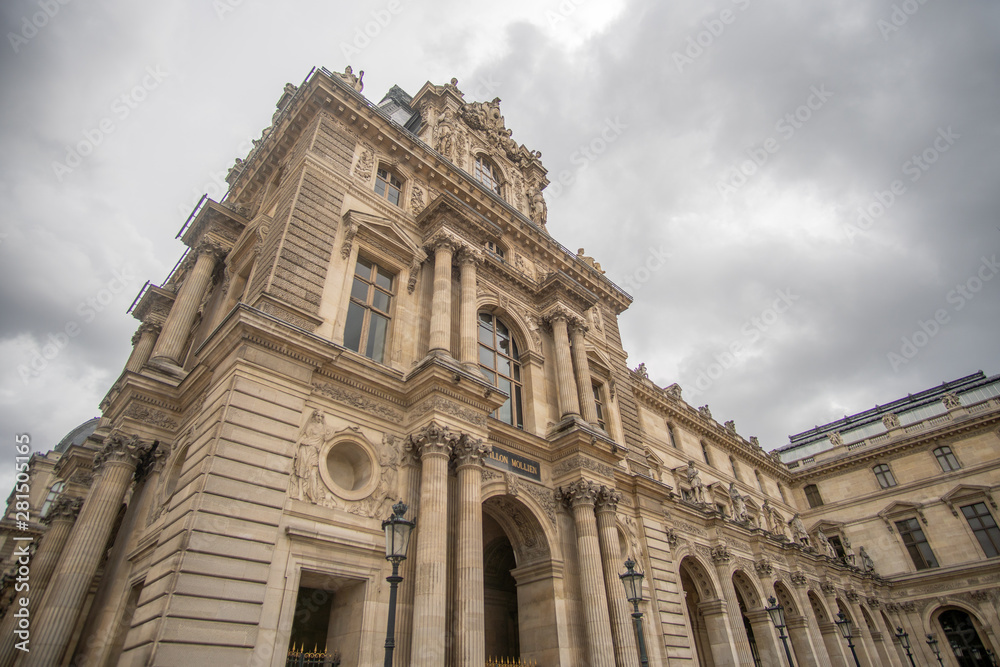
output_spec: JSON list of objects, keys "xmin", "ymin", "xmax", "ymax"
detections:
[{"xmin": 683, "ymin": 461, "xmax": 877, "ymax": 574}]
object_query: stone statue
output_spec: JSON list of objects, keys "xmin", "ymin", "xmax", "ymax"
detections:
[
  {"xmin": 335, "ymin": 65, "xmax": 364, "ymax": 92},
  {"xmin": 434, "ymin": 109, "xmax": 455, "ymax": 158},
  {"xmin": 762, "ymin": 499, "xmax": 776, "ymax": 532},
  {"xmin": 859, "ymin": 546, "xmax": 876, "ymax": 572},
  {"xmin": 528, "ymin": 183, "xmax": 547, "ymax": 227},
  {"xmin": 815, "ymin": 528, "xmax": 837, "ymax": 558},
  {"xmin": 728, "ymin": 482, "xmax": 748, "ymax": 522},
  {"xmin": 829, "ymin": 431, "xmax": 843, "ymax": 446},
  {"xmin": 293, "ymin": 409, "xmax": 329, "ymax": 504},
  {"xmin": 790, "ymin": 513, "xmax": 810, "ymax": 546},
  {"xmin": 882, "ymin": 412, "xmax": 900, "ymax": 429},
  {"xmin": 842, "ymin": 535, "xmax": 856, "ymax": 565},
  {"xmin": 771, "ymin": 507, "xmax": 788, "ymax": 539},
  {"xmin": 635, "ymin": 363, "xmax": 649, "ymax": 379},
  {"xmin": 942, "ymin": 392, "xmax": 961, "ymax": 409},
  {"xmin": 686, "ymin": 461, "xmax": 706, "ymax": 504}
]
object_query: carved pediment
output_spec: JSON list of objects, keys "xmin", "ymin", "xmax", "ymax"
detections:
[
  {"xmin": 941, "ymin": 484, "xmax": 997, "ymax": 516},
  {"xmin": 342, "ymin": 210, "xmax": 424, "ymax": 262},
  {"xmin": 877, "ymin": 500, "xmax": 927, "ymax": 532}
]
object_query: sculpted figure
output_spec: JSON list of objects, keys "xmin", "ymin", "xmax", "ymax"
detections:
[
  {"xmin": 790, "ymin": 513, "xmax": 810, "ymax": 546},
  {"xmin": 528, "ymin": 184, "xmax": 548, "ymax": 227},
  {"xmin": 294, "ymin": 409, "xmax": 329, "ymax": 504},
  {"xmin": 335, "ymin": 65, "xmax": 364, "ymax": 92},
  {"xmin": 728, "ymin": 482, "xmax": 748, "ymax": 522},
  {"xmin": 815, "ymin": 528, "xmax": 837, "ymax": 558},
  {"xmin": 686, "ymin": 461, "xmax": 706, "ymax": 504},
  {"xmin": 859, "ymin": 546, "xmax": 876, "ymax": 572},
  {"xmin": 434, "ymin": 109, "xmax": 455, "ymax": 158}
]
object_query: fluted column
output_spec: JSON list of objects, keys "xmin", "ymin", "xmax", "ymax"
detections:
[
  {"xmin": 454, "ymin": 435, "xmax": 491, "ymax": 667},
  {"xmin": 548, "ymin": 312, "xmax": 581, "ymax": 420},
  {"xmin": 594, "ymin": 486, "xmax": 639, "ymax": 667},
  {"xmin": 150, "ymin": 242, "xmax": 223, "ymax": 367},
  {"xmin": 745, "ymin": 609, "xmax": 785, "ymax": 667},
  {"xmin": 0, "ymin": 497, "xmax": 81, "ymax": 667},
  {"xmin": 408, "ymin": 422, "xmax": 458, "ymax": 667},
  {"xmin": 427, "ymin": 234, "xmax": 458, "ymax": 355},
  {"xmin": 25, "ymin": 433, "xmax": 148, "ymax": 667},
  {"xmin": 560, "ymin": 480, "xmax": 615, "ymax": 667},
  {"xmin": 698, "ymin": 600, "xmax": 741, "ymax": 667},
  {"xmin": 570, "ymin": 322, "xmax": 600, "ymax": 427},
  {"xmin": 458, "ymin": 248, "xmax": 482, "ymax": 367},
  {"xmin": 393, "ymin": 444, "xmax": 422, "ymax": 667},
  {"xmin": 124, "ymin": 322, "xmax": 160, "ymax": 373},
  {"xmin": 711, "ymin": 551, "xmax": 754, "ymax": 667},
  {"xmin": 817, "ymin": 621, "xmax": 850, "ymax": 667}
]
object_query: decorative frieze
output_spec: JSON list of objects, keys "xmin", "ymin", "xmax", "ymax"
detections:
[{"xmin": 313, "ymin": 381, "xmax": 403, "ymax": 422}]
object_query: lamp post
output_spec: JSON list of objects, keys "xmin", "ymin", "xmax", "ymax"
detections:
[
  {"xmin": 765, "ymin": 595, "xmax": 796, "ymax": 667},
  {"xmin": 381, "ymin": 501, "xmax": 414, "ymax": 667},
  {"xmin": 619, "ymin": 558, "xmax": 649, "ymax": 667},
  {"xmin": 895, "ymin": 626, "xmax": 917, "ymax": 667},
  {"xmin": 927, "ymin": 634, "xmax": 945, "ymax": 666},
  {"xmin": 834, "ymin": 611, "xmax": 861, "ymax": 667}
]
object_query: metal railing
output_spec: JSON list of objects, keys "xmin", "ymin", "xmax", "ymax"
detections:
[
  {"xmin": 285, "ymin": 645, "xmax": 340, "ymax": 667},
  {"xmin": 485, "ymin": 658, "xmax": 537, "ymax": 667}
]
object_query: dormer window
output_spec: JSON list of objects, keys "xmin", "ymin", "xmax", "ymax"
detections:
[
  {"xmin": 485, "ymin": 241, "xmax": 505, "ymax": 261},
  {"xmin": 374, "ymin": 166, "xmax": 403, "ymax": 206},
  {"xmin": 474, "ymin": 155, "xmax": 502, "ymax": 195}
]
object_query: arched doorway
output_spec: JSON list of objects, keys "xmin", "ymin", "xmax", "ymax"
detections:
[
  {"xmin": 731, "ymin": 571, "xmax": 764, "ymax": 667},
  {"xmin": 481, "ymin": 494, "xmax": 555, "ymax": 665},
  {"xmin": 679, "ymin": 556, "xmax": 724, "ymax": 667},
  {"xmin": 936, "ymin": 608, "xmax": 991, "ymax": 666}
]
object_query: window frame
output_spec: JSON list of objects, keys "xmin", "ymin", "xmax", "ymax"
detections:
[
  {"xmin": 804, "ymin": 484, "xmax": 824, "ymax": 508},
  {"xmin": 592, "ymin": 382, "xmax": 607, "ymax": 431},
  {"xmin": 473, "ymin": 154, "xmax": 503, "ymax": 195},
  {"xmin": 961, "ymin": 502, "xmax": 1000, "ymax": 558},
  {"xmin": 39, "ymin": 480, "xmax": 66, "ymax": 518},
  {"xmin": 872, "ymin": 463, "xmax": 897, "ymax": 489},
  {"xmin": 343, "ymin": 255, "xmax": 396, "ymax": 364},
  {"xmin": 895, "ymin": 517, "xmax": 939, "ymax": 570},
  {"xmin": 700, "ymin": 441, "xmax": 712, "ymax": 467},
  {"xmin": 477, "ymin": 312, "xmax": 524, "ymax": 429},
  {"xmin": 373, "ymin": 164, "xmax": 404, "ymax": 206},
  {"xmin": 933, "ymin": 445, "xmax": 961, "ymax": 472}
]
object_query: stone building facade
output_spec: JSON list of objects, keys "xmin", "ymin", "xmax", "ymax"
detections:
[{"xmin": 0, "ymin": 66, "xmax": 997, "ymax": 667}]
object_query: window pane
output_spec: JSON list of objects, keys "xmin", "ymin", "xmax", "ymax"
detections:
[
  {"xmin": 509, "ymin": 338, "xmax": 519, "ymax": 360},
  {"xmin": 351, "ymin": 278, "xmax": 369, "ymax": 302},
  {"xmin": 496, "ymin": 320, "xmax": 509, "ymax": 340},
  {"xmin": 375, "ymin": 267, "xmax": 394, "ymax": 291},
  {"xmin": 387, "ymin": 187, "xmax": 400, "ymax": 206},
  {"xmin": 374, "ymin": 177, "xmax": 387, "ymax": 197},
  {"xmin": 479, "ymin": 321, "xmax": 494, "ymax": 344},
  {"xmin": 367, "ymin": 313, "xmax": 389, "ymax": 363},
  {"xmin": 479, "ymin": 345, "xmax": 494, "ymax": 368},
  {"xmin": 496, "ymin": 355, "xmax": 511, "ymax": 377},
  {"xmin": 515, "ymin": 386, "xmax": 523, "ymax": 428},
  {"xmin": 480, "ymin": 369, "xmax": 495, "ymax": 384},
  {"xmin": 513, "ymin": 364, "xmax": 520, "ymax": 382},
  {"xmin": 344, "ymin": 302, "xmax": 365, "ymax": 353},
  {"xmin": 355, "ymin": 257, "xmax": 373, "ymax": 278},
  {"xmin": 372, "ymin": 289, "xmax": 391, "ymax": 313},
  {"xmin": 497, "ymin": 378, "xmax": 513, "ymax": 424}
]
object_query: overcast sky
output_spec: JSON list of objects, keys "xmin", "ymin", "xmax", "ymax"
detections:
[{"xmin": 2, "ymin": 0, "xmax": 998, "ymax": 496}]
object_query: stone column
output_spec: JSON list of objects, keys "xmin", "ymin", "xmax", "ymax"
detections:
[
  {"xmin": 560, "ymin": 480, "xmax": 615, "ymax": 667},
  {"xmin": 847, "ymin": 600, "xmax": 878, "ymax": 667},
  {"xmin": 745, "ymin": 609, "xmax": 785, "ymax": 667},
  {"xmin": 393, "ymin": 445, "xmax": 422, "ymax": 667},
  {"xmin": 818, "ymin": 621, "xmax": 851, "ymax": 667},
  {"xmin": 786, "ymin": 615, "xmax": 822, "ymax": 667},
  {"xmin": 548, "ymin": 312, "xmax": 581, "ymax": 420},
  {"xmin": 570, "ymin": 322, "xmax": 600, "ymax": 427},
  {"xmin": 0, "ymin": 497, "xmax": 81, "ymax": 667},
  {"xmin": 407, "ymin": 422, "xmax": 458, "ymax": 667},
  {"xmin": 710, "ymin": 549, "xmax": 754, "ymax": 667},
  {"xmin": 149, "ymin": 242, "xmax": 223, "ymax": 367},
  {"xmin": 457, "ymin": 248, "xmax": 482, "ymax": 367},
  {"xmin": 24, "ymin": 433, "xmax": 148, "ymax": 667},
  {"xmin": 698, "ymin": 599, "xmax": 741, "ymax": 667},
  {"xmin": 427, "ymin": 235, "xmax": 458, "ymax": 356},
  {"xmin": 453, "ymin": 435, "xmax": 491, "ymax": 667},
  {"xmin": 594, "ymin": 486, "xmax": 639, "ymax": 667},
  {"xmin": 124, "ymin": 322, "xmax": 160, "ymax": 373}
]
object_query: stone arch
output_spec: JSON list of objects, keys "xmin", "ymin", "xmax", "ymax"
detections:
[
  {"xmin": 925, "ymin": 600, "xmax": 992, "ymax": 635},
  {"xmin": 678, "ymin": 554, "xmax": 722, "ymax": 602},
  {"xmin": 732, "ymin": 569, "xmax": 765, "ymax": 609},
  {"xmin": 929, "ymin": 604, "xmax": 997, "ymax": 659},
  {"xmin": 807, "ymin": 590, "xmax": 832, "ymax": 623},
  {"xmin": 772, "ymin": 580, "xmax": 800, "ymax": 616},
  {"xmin": 482, "ymin": 491, "xmax": 553, "ymax": 565}
]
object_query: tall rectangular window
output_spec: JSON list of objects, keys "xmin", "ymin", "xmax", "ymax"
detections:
[
  {"xmin": 755, "ymin": 471, "xmax": 766, "ymax": 494},
  {"xmin": 701, "ymin": 442, "xmax": 712, "ymax": 466},
  {"xmin": 933, "ymin": 446, "xmax": 961, "ymax": 472},
  {"xmin": 873, "ymin": 463, "xmax": 897, "ymax": 489},
  {"xmin": 804, "ymin": 484, "xmax": 823, "ymax": 508},
  {"xmin": 896, "ymin": 518, "xmax": 938, "ymax": 570},
  {"xmin": 344, "ymin": 256, "xmax": 394, "ymax": 364},
  {"xmin": 962, "ymin": 502, "xmax": 1000, "ymax": 558},
  {"xmin": 592, "ymin": 383, "xmax": 606, "ymax": 430}
]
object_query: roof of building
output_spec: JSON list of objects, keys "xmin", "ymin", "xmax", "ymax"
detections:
[{"xmin": 54, "ymin": 417, "xmax": 100, "ymax": 454}]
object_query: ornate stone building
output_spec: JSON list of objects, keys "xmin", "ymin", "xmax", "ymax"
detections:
[{"xmin": 0, "ymin": 66, "xmax": 997, "ymax": 666}]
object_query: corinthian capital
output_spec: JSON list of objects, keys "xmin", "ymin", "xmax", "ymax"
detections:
[
  {"xmin": 93, "ymin": 431, "xmax": 150, "ymax": 472},
  {"xmin": 453, "ymin": 434, "xmax": 492, "ymax": 468},
  {"xmin": 595, "ymin": 485, "xmax": 622, "ymax": 513},
  {"xmin": 406, "ymin": 421, "xmax": 460, "ymax": 459},
  {"xmin": 131, "ymin": 321, "xmax": 161, "ymax": 345},
  {"xmin": 195, "ymin": 238, "xmax": 229, "ymax": 261},
  {"xmin": 424, "ymin": 230, "xmax": 463, "ymax": 255},
  {"xmin": 457, "ymin": 245, "xmax": 484, "ymax": 267},
  {"xmin": 542, "ymin": 305, "xmax": 583, "ymax": 329},
  {"xmin": 41, "ymin": 495, "xmax": 83, "ymax": 525},
  {"xmin": 557, "ymin": 479, "xmax": 600, "ymax": 508}
]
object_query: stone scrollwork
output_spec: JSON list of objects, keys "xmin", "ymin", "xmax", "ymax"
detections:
[
  {"xmin": 93, "ymin": 431, "xmax": 150, "ymax": 473},
  {"xmin": 790, "ymin": 571, "xmax": 808, "ymax": 587},
  {"xmin": 710, "ymin": 545, "xmax": 732, "ymax": 565},
  {"xmin": 754, "ymin": 556, "xmax": 773, "ymax": 577},
  {"xmin": 595, "ymin": 485, "xmax": 622, "ymax": 512},
  {"xmin": 453, "ymin": 434, "xmax": 492, "ymax": 468},
  {"xmin": 407, "ymin": 421, "xmax": 461, "ymax": 459},
  {"xmin": 41, "ymin": 495, "xmax": 83, "ymax": 525},
  {"xmin": 557, "ymin": 479, "xmax": 600, "ymax": 508}
]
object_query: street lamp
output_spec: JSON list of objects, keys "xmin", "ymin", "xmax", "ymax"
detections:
[
  {"xmin": 834, "ymin": 611, "xmax": 861, "ymax": 667},
  {"xmin": 926, "ymin": 634, "xmax": 945, "ymax": 666},
  {"xmin": 895, "ymin": 626, "xmax": 916, "ymax": 667},
  {"xmin": 619, "ymin": 558, "xmax": 649, "ymax": 667},
  {"xmin": 381, "ymin": 501, "xmax": 414, "ymax": 667},
  {"xmin": 765, "ymin": 595, "xmax": 796, "ymax": 667}
]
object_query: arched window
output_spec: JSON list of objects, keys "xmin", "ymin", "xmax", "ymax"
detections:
[
  {"xmin": 933, "ymin": 446, "xmax": 961, "ymax": 472},
  {"xmin": 40, "ymin": 481, "xmax": 66, "ymax": 518},
  {"xmin": 804, "ymin": 484, "xmax": 823, "ymax": 508},
  {"xmin": 474, "ymin": 155, "xmax": 502, "ymax": 195},
  {"xmin": 478, "ymin": 313, "xmax": 523, "ymax": 428},
  {"xmin": 374, "ymin": 165, "xmax": 403, "ymax": 206},
  {"xmin": 873, "ymin": 463, "xmax": 897, "ymax": 489}
]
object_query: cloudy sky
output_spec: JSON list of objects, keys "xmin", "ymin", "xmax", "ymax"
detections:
[{"xmin": 2, "ymin": 0, "xmax": 998, "ymax": 495}]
